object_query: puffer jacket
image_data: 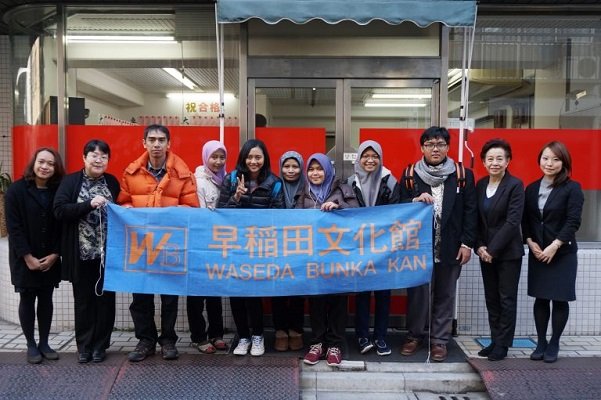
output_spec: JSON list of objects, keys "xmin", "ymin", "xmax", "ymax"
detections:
[
  {"xmin": 118, "ymin": 151, "xmax": 199, "ymax": 207},
  {"xmin": 295, "ymin": 179, "xmax": 359, "ymax": 209},
  {"xmin": 194, "ymin": 165, "xmax": 221, "ymax": 208},
  {"xmin": 218, "ymin": 171, "xmax": 284, "ymax": 209}
]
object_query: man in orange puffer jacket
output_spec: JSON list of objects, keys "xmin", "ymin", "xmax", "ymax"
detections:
[{"xmin": 118, "ymin": 124, "xmax": 199, "ymax": 363}]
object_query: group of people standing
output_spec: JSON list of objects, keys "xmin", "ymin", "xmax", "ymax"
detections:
[{"xmin": 5, "ymin": 125, "xmax": 582, "ymax": 367}]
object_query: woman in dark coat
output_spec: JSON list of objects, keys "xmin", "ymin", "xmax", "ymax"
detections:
[
  {"xmin": 6, "ymin": 148, "xmax": 65, "ymax": 364},
  {"xmin": 218, "ymin": 139, "xmax": 284, "ymax": 357},
  {"xmin": 348, "ymin": 140, "xmax": 396, "ymax": 357},
  {"xmin": 475, "ymin": 139, "xmax": 525, "ymax": 361},
  {"xmin": 522, "ymin": 141, "xmax": 583, "ymax": 363},
  {"xmin": 296, "ymin": 153, "xmax": 359, "ymax": 367},
  {"xmin": 54, "ymin": 139, "xmax": 120, "ymax": 364}
]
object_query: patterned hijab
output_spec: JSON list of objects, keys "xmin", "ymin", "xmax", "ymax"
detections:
[
  {"xmin": 307, "ymin": 153, "xmax": 335, "ymax": 204},
  {"xmin": 354, "ymin": 140, "xmax": 383, "ymax": 207},
  {"xmin": 202, "ymin": 140, "xmax": 227, "ymax": 186},
  {"xmin": 279, "ymin": 151, "xmax": 305, "ymax": 209}
]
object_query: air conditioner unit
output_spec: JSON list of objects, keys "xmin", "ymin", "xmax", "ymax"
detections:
[{"xmin": 569, "ymin": 56, "xmax": 600, "ymax": 81}]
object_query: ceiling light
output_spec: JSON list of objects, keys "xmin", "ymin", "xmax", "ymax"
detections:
[
  {"xmin": 364, "ymin": 102, "xmax": 427, "ymax": 108},
  {"xmin": 66, "ymin": 35, "xmax": 176, "ymax": 44},
  {"xmin": 166, "ymin": 92, "xmax": 234, "ymax": 100},
  {"xmin": 371, "ymin": 93, "xmax": 432, "ymax": 99},
  {"xmin": 163, "ymin": 68, "xmax": 197, "ymax": 90}
]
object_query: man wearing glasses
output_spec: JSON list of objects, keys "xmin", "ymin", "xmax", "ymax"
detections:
[
  {"xmin": 118, "ymin": 124, "xmax": 199, "ymax": 362},
  {"xmin": 394, "ymin": 126, "xmax": 477, "ymax": 362}
]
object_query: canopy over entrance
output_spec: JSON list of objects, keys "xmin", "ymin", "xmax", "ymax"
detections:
[{"xmin": 217, "ymin": 0, "xmax": 476, "ymax": 27}]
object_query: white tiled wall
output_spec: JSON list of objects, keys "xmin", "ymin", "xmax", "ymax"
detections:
[
  {"xmin": 457, "ymin": 248, "xmax": 601, "ymax": 336},
  {"xmin": 0, "ymin": 36, "xmax": 12, "ymax": 173}
]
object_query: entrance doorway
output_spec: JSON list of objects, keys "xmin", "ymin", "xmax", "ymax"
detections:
[
  {"xmin": 249, "ymin": 78, "xmax": 438, "ymax": 328},
  {"xmin": 249, "ymin": 78, "xmax": 437, "ymax": 179}
]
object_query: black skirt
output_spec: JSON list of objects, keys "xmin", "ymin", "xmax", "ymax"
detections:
[{"xmin": 527, "ymin": 251, "xmax": 577, "ymax": 301}]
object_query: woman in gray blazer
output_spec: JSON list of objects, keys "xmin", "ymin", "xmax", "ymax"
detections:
[
  {"xmin": 522, "ymin": 141, "xmax": 583, "ymax": 363},
  {"xmin": 475, "ymin": 139, "xmax": 525, "ymax": 361}
]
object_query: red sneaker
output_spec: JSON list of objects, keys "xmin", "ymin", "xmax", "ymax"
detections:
[
  {"xmin": 326, "ymin": 346, "xmax": 342, "ymax": 366},
  {"xmin": 303, "ymin": 343, "xmax": 325, "ymax": 365}
]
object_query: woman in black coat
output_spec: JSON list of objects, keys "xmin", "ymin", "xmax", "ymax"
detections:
[
  {"xmin": 6, "ymin": 147, "xmax": 65, "ymax": 363},
  {"xmin": 522, "ymin": 141, "xmax": 583, "ymax": 363},
  {"xmin": 54, "ymin": 139, "xmax": 120, "ymax": 364},
  {"xmin": 475, "ymin": 139, "xmax": 525, "ymax": 361},
  {"xmin": 218, "ymin": 139, "xmax": 284, "ymax": 357}
]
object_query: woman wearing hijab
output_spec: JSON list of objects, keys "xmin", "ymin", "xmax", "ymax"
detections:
[
  {"xmin": 188, "ymin": 140, "xmax": 228, "ymax": 354},
  {"xmin": 296, "ymin": 153, "xmax": 359, "ymax": 367},
  {"xmin": 348, "ymin": 140, "xmax": 397, "ymax": 356},
  {"xmin": 272, "ymin": 151, "xmax": 306, "ymax": 352}
]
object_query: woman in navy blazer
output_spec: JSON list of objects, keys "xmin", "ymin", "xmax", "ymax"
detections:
[
  {"xmin": 522, "ymin": 141, "xmax": 583, "ymax": 363},
  {"xmin": 475, "ymin": 139, "xmax": 525, "ymax": 361}
]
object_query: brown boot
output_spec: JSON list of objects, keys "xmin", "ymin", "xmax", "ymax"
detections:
[
  {"xmin": 274, "ymin": 330, "xmax": 289, "ymax": 352},
  {"xmin": 288, "ymin": 330, "xmax": 304, "ymax": 351}
]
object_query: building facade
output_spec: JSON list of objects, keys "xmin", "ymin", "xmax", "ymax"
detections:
[{"xmin": 0, "ymin": 1, "xmax": 600, "ymax": 336}]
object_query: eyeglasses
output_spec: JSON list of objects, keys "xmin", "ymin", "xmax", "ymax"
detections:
[
  {"xmin": 87, "ymin": 152, "xmax": 109, "ymax": 162},
  {"xmin": 360, "ymin": 154, "xmax": 380, "ymax": 161},
  {"xmin": 422, "ymin": 142, "xmax": 448, "ymax": 150}
]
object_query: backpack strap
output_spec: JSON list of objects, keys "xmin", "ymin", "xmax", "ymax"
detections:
[
  {"xmin": 229, "ymin": 170, "xmax": 238, "ymax": 194},
  {"xmin": 403, "ymin": 163, "xmax": 415, "ymax": 192},
  {"xmin": 271, "ymin": 180, "xmax": 282, "ymax": 199},
  {"xmin": 455, "ymin": 162, "xmax": 466, "ymax": 192}
]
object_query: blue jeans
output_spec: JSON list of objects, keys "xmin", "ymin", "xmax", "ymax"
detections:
[{"xmin": 354, "ymin": 290, "xmax": 391, "ymax": 341}]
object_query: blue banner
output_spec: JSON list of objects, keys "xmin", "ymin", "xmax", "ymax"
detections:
[{"xmin": 104, "ymin": 203, "xmax": 433, "ymax": 296}]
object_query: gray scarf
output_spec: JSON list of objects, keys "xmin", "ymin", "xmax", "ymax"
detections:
[{"xmin": 414, "ymin": 157, "xmax": 456, "ymax": 187}]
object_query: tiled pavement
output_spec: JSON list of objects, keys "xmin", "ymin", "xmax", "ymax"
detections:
[{"xmin": 1, "ymin": 318, "xmax": 600, "ymax": 358}]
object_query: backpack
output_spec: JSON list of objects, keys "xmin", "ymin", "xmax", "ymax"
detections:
[
  {"xmin": 229, "ymin": 169, "xmax": 282, "ymax": 199},
  {"xmin": 403, "ymin": 162, "xmax": 466, "ymax": 194}
]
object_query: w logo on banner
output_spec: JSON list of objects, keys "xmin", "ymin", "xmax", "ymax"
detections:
[{"xmin": 125, "ymin": 225, "xmax": 188, "ymax": 275}]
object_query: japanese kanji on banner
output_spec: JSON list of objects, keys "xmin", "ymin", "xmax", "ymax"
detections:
[{"xmin": 104, "ymin": 203, "xmax": 433, "ymax": 296}]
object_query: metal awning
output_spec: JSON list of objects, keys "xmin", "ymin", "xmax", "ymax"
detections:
[{"xmin": 217, "ymin": 0, "xmax": 476, "ymax": 28}]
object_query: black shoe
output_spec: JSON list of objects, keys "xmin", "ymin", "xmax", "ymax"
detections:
[
  {"xmin": 92, "ymin": 349, "xmax": 106, "ymax": 363},
  {"xmin": 27, "ymin": 346, "xmax": 42, "ymax": 364},
  {"xmin": 530, "ymin": 340, "xmax": 547, "ymax": 361},
  {"xmin": 78, "ymin": 352, "xmax": 92, "ymax": 363},
  {"xmin": 477, "ymin": 342, "xmax": 496, "ymax": 357},
  {"xmin": 38, "ymin": 344, "xmax": 59, "ymax": 360},
  {"xmin": 128, "ymin": 341, "xmax": 156, "ymax": 362},
  {"xmin": 161, "ymin": 342, "xmax": 179, "ymax": 360},
  {"xmin": 543, "ymin": 342, "xmax": 559, "ymax": 363},
  {"xmin": 487, "ymin": 345, "xmax": 508, "ymax": 361}
]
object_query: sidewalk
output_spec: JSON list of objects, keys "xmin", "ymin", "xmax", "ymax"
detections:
[{"xmin": 1, "ymin": 318, "xmax": 600, "ymax": 400}]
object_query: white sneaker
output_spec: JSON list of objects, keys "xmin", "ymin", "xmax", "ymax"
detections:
[
  {"xmin": 233, "ymin": 338, "xmax": 251, "ymax": 355},
  {"xmin": 250, "ymin": 335, "xmax": 265, "ymax": 356}
]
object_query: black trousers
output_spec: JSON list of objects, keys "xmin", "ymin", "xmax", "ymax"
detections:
[
  {"xmin": 480, "ymin": 258, "xmax": 521, "ymax": 347},
  {"xmin": 186, "ymin": 296, "xmax": 224, "ymax": 343},
  {"xmin": 130, "ymin": 293, "xmax": 178, "ymax": 345},
  {"xmin": 309, "ymin": 294, "xmax": 347, "ymax": 348},
  {"xmin": 271, "ymin": 296, "xmax": 305, "ymax": 334},
  {"xmin": 72, "ymin": 259, "xmax": 115, "ymax": 353},
  {"xmin": 230, "ymin": 297, "xmax": 263, "ymax": 338}
]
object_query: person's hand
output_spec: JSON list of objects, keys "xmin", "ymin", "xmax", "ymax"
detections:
[
  {"xmin": 456, "ymin": 246, "xmax": 472, "ymax": 265},
  {"xmin": 540, "ymin": 241, "xmax": 561, "ymax": 264},
  {"xmin": 320, "ymin": 201, "xmax": 339, "ymax": 211},
  {"xmin": 234, "ymin": 174, "xmax": 247, "ymax": 202},
  {"xmin": 38, "ymin": 253, "xmax": 59, "ymax": 272},
  {"xmin": 412, "ymin": 193, "xmax": 434, "ymax": 204},
  {"xmin": 527, "ymin": 238, "xmax": 544, "ymax": 260},
  {"xmin": 90, "ymin": 195, "xmax": 108, "ymax": 209},
  {"xmin": 24, "ymin": 254, "xmax": 42, "ymax": 271},
  {"xmin": 477, "ymin": 246, "xmax": 493, "ymax": 263}
]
